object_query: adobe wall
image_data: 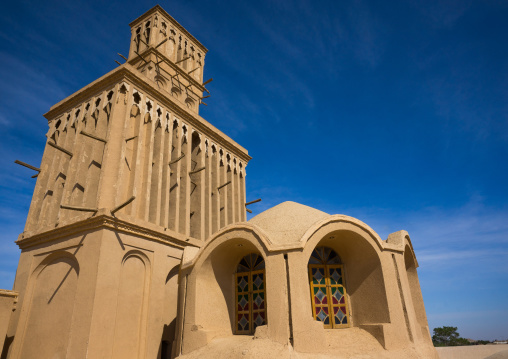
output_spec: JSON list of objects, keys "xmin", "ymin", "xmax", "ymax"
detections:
[
  {"xmin": 5, "ymin": 217, "xmax": 186, "ymax": 359},
  {"xmin": 0, "ymin": 290, "xmax": 17, "ymax": 356},
  {"xmin": 176, "ymin": 226, "xmax": 290, "ymax": 355},
  {"xmin": 175, "ymin": 218, "xmax": 438, "ymax": 359}
]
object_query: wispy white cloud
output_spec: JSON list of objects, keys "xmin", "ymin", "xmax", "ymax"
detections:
[
  {"xmin": 0, "ymin": 52, "xmax": 67, "ymax": 111},
  {"xmin": 409, "ymin": 0, "xmax": 473, "ymax": 28},
  {"xmin": 0, "ymin": 113, "xmax": 9, "ymax": 126},
  {"xmin": 417, "ymin": 248, "xmax": 508, "ymax": 274},
  {"xmin": 344, "ymin": 0, "xmax": 386, "ymax": 68}
]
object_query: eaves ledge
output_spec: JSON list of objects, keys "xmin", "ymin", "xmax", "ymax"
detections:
[
  {"xmin": 16, "ymin": 209, "xmax": 202, "ymax": 251},
  {"xmin": 0, "ymin": 289, "xmax": 18, "ymax": 298}
]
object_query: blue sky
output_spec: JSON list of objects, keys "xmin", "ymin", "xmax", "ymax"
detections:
[{"xmin": 1, "ymin": 0, "xmax": 507, "ymax": 341}]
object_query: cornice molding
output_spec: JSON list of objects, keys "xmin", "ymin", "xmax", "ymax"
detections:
[
  {"xmin": 16, "ymin": 214, "xmax": 202, "ymax": 251},
  {"xmin": 0, "ymin": 289, "xmax": 18, "ymax": 298},
  {"xmin": 129, "ymin": 5, "xmax": 208, "ymax": 54}
]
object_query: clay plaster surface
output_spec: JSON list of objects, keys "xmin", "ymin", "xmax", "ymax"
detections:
[
  {"xmin": 0, "ymin": 290, "xmax": 17, "ymax": 354},
  {"xmin": 249, "ymin": 201, "xmax": 329, "ymax": 246},
  {"xmin": 176, "ymin": 335, "xmax": 435, "ymax": 359},
  {"xmin": 177, "ymin": 200, "xmax": 438, "ymax": 358}
]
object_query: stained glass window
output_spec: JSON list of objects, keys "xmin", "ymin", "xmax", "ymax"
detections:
[
  {"xmin": 235, "ymin": 253, "xmax": 266, "ymax": 334},
  {"xmin": 308, "ymin": 247, "xmax": 350, "ymax": 329}
]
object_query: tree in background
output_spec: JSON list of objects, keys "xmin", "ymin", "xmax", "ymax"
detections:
[{"xmin": 432, "ymin": 326, "xmax": 470, "ymax": 346}]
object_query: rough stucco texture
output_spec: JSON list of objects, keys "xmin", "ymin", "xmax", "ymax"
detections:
[{"xmin": 249, "ymin": 201, "xmax": 329, "ymax": 246}]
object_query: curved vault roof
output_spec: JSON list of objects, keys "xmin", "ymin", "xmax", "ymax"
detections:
[{"xmin": 249, "ymin": 201, "xmax": 329, "ymax": 246}]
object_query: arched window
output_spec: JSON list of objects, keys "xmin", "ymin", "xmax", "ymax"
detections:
[
  {"xmin": 308, "ymin": 247, "xmax": 350, "ymax": 329},
  {"xmin": 235, "ymin": 253, "xmax": 266, "ymax": 334}
]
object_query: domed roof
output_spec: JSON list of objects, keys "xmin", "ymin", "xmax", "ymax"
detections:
[{"xmin": 249, "ymin": 201, "xmax": 329, "ymax": 246}]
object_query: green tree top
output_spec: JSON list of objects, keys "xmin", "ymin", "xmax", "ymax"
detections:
[{"xmin": 432, "ymin": 326, "xmax": 469, "ymax": 347}]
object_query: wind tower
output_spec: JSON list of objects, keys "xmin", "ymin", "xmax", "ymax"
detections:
[{"xmin": 5, "ymin": 5, "xmax": 250, "ymax": 359}]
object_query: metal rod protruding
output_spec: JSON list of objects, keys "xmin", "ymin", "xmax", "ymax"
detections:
[
  {"xmin": 169, "ymin": 153, "xmax": 185, "ymax": 165},
  {"xmin": 125, "ymin": 136, "xmax": 138, "ymax": 142},
  {"xmin": 188, "ymin": 66, "xmax": 200, "ymax": 74},
  {"xmin": 14, "ymin": 160, "xmax": 41, "ymax": 173},
  {"xmin": 246, "ymin": 208, "xmax": 253, "ymax": 214},
  {"xmin": 60, "ymin": 204, "xmax": 98, "ymax": 213},
  {"xmin": 245, "ymin": 198, "xmax": 262, "ymax": 206},
  {"xmin": 217, "ymin": 180, "xmax": 231, "ymax": 191},
  {"xmin": 189, "ymin": 166, "xmax": 205, "ymax": 175},
  {"xmin": 80, "ymin": 130, "xmax": 107, "ymax": 143},
  {"xmin": 111, "ymin": 196, "xmax": 136, "ymax": 215},
  {"xmin": 118, "ymin": 53, "xmax": 128, "ymax": 61},
  {"xmin": 115, "ymin": 60, "xmax": 122, "ymax": 66},
  {"xmin": 48, "ymin": 141, "xmax": 73, "ymax": 158},
  {"xmin": 202, "ymin": 78, "xmax": 213, "ymax": 86}
]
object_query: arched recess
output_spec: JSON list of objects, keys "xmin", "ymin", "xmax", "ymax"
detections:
[
  {"xmin": 305, "ymin": 226, "xmax": 390, "ymax": 327},
  {"xmin": 308, "ymin": 247, "xmax": 349, "ymax": 329},
  {"xmin": 190, "ymin": 131, "xmax": 202, "ymax": 239},
  {"xmin": 191, "ymin": 232, "xmax": 267, "ymax": 337},
  {"xmin": 235, "ymin": 253, "xmax": 266, "ymax": 334},
  {"xmin": 123, "ymin": 94, "xmax": 142, "ymax": 215},
  {"xmin": 112, "ymin": 251, "xmax": 151, "ymax": 359},
  {"xmin": 404, "ymin": 245, "xmax": 429, "ymax": 339},
  {"xmin": 19, "ymin": 252, "xmax": 80, "ymax": 359}
]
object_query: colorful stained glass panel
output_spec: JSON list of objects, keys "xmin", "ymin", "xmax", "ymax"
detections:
[
  {"xmin": 253, "ymin": 273, "xmax": 264, "ymax": 290},
  {"xmin": 309, "ymin": 250, "xmax": 349, "ymax": 329},
  {"xmin": 235, "ymin": 254, "xmax": 267, "ymax": 335}
]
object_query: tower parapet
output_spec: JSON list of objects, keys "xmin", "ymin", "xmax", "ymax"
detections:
[{"xmin": 127, "ymin": 5, "xmax": 208, "ymax": 115}]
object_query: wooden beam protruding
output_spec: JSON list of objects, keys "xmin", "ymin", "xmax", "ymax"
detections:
[
  {"xmin": 14, "ymin": 160, "xmax": 41, "ymax": 173},
  {"xmin": 60, "ymin": 204, "xmax": 98, "ymax": 213},
  {"xmin": 245, "ymin": 199, "xmax": 262, "ymax": 206},
  {"xmin": 169, "ymin": 153, "xmax": 185, "ymax": 166},
  {"xmin": 155, "ymin": 38, "xmax": 168, "ymax": 48},
  {"xmin": 48, "ymin": 141, "xmax": 73, "ymax": 158},
  {"xmin": 111, "ymin": 196, "xmax": 136, "ymax": 215},
  {"xmin": 175, "ymin": 56, "xmax": 191, "ymax": 65},
  {"xmin": 189, "ymin": 166, "xmax": 205, "ymax": 175},
  {"xmin": 217, "ymin": 180, "xmax": 231, "ymax": 192},
  {"xmin": 80, "ymin": 130, "xmax": 107, "ymax": 143},
  {"xmin": 134, "ymin": 51, "xmax": 149, "ymax": 64},
  {"xmin": 188, "ymin": 66, "xmax": 200, "ymax": 75}
]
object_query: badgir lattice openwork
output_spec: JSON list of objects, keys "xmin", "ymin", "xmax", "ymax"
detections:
[{"xmin": 0, "ymin": 5, "xmax": 438, "ymax": 359}]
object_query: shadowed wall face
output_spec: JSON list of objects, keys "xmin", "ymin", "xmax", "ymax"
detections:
[
  {"xmin": 194, "ymin": 239, "xmax": 261, "ymax": 335},
  {"xmin": 112, "ymin": 255, "xmax": 147, "ymax": 359},
  {"xmin": 20, "ymin": 257, "xmax": 78, "ymax": 359},
  {"xmin": 316, "ymin": 230, "xmax": 390, "ymax": 326},
  {"xmin": 404, "ymin": 245, "xmax": 429, "ymax": 339}
]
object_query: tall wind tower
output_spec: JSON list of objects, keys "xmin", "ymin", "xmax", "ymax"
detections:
[{"xmin": 5, "ymin": 6, "xmax": 250, "ymax": 359}]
